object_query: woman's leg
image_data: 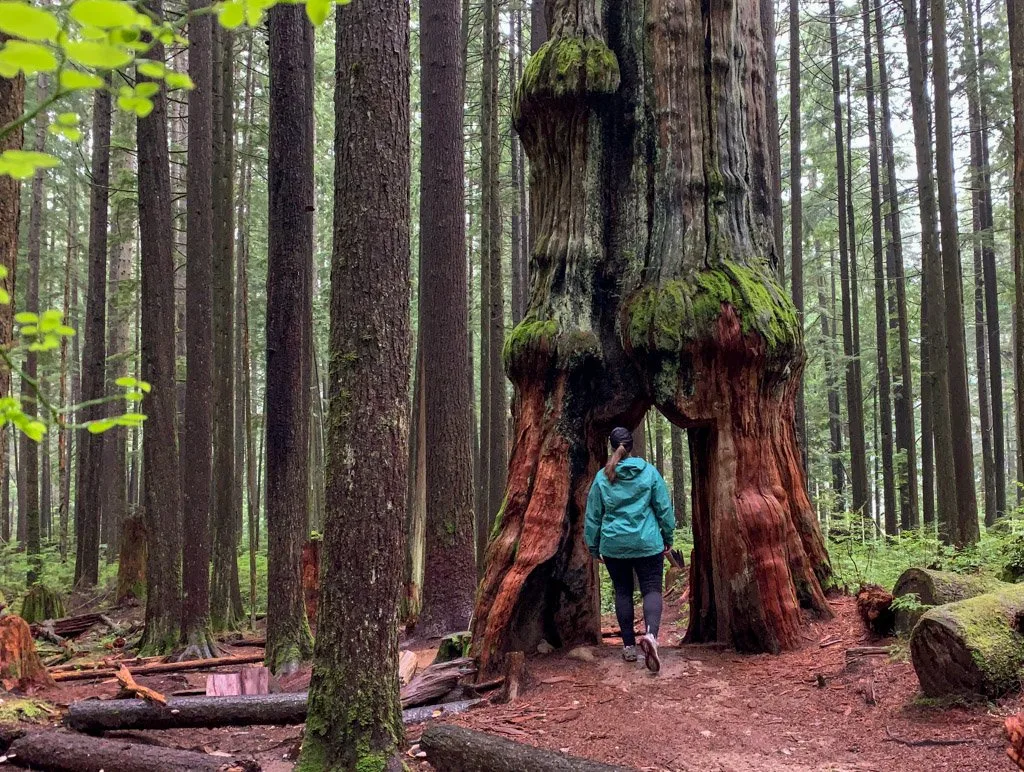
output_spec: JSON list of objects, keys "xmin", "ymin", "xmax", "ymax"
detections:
[
  {"xmin": 603, "ymin": 557, "xmax": 637, "ymax": 646},
  {"xmin": 634, "ymin": 553, "xmax": 665, "ymax": 639}
]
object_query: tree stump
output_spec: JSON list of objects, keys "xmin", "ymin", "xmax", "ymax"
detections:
[
  {"xmin": 470, "ymin": 8, "xmax": 832, "ymax": 674},
  {"xmin": 19, "ymin": 585, "xmax": 65, "ymax": 625},
  {"xmin": 856, "ymin": 584, "xmax": 894, "ymax": 636},
  {"xmin": 910, "ymin": 585, "xmax": 1024, "ymax": 697},
  {"xmin": 116, "ymin": 515, "xmax": 147, "ymax": 604},
  {"xmin": 434, "ymin": 632, "xmax": 472, "ymax": 664},
  {"xmin": 0, "ymin": 615, "xmax": 54, "ymax": 690},
  {"xmin": 892, "ymin": 568, "xmax": 1005, "ymax": 633}
]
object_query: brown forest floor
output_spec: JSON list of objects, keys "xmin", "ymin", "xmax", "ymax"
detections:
[{"xmin": 3, "ymin": 593, "xmax": 1021, "ymax": 771}]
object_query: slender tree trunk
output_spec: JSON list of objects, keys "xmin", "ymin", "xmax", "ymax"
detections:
[
  {"xmin": 670, "ymin": 426, "xmax": 687, "ymax": 528},
  {"xmin": 23, "ymin": 80, "xmax": 46, "ymax": 583},
  {"xmin": 509, "ymin": 20, "xmax": 526, "ymax": 327},
  {"xmin": 182, "ymin": 0, "xmax": 215, "ymax": 653},
  {"xmin": 530, "ymin": 0, "xmax": 547, "ymax": 52},
  {"xmin": 404, "ymin": 347, "xmax": 426, "ymax": 619},
  {"xmin": 961, "ymin": 0, "xmax": 996, "ymax": 527},
  {"xmin": 416, "ymin": 0, "xmax": 476, "ymax": 636},
  {"xmin": 265, "ymin": 4, "xmax": 315, "ymax": 674},
  {"xmin": 137, "ymin": 7, "xmax": 184, "ymax": 652},
  {"xmin": 75, "ymin": 85, "xmax": 111, "ymax": 586},
  {"xmin": 763, "ymin": 0, "xmax": 783, "ymax": 279},
  {"xmin": 874, "ymin": 0, "xmax": 918, "ymax": 529},
  {"xmin": 211, "ymin": 26, "xmax": 241, "ymax": 632},
  {"xmin": 58, "ymin": 176, "xmax": 75, "ymax": 561},
  {"xmin": 789, "ymin": 0, "xmax": 804, "ymax": 455},
  {"xmin": 861, "ymin": 0, "xmax": 896, "ymax": 535},
  {"xmin": 829, "ymin": 5, "xmax": 869, "ymax": 516},
  {"xmin": 0, "ymin": 41, "xmax": 22, "ymax": 553},
  {"xmin": 297, "ymin": 0, "xmax": 410, "ymax": 762},
  {"xmin": 654, "ymin": 415, "xmax": 664, "ymax": 475},
  {"xmin": 974, "ymin": 0, "xmax": 1006, "ymax": 519},
  {"xmin": 819, "ymin": 246, "xmax": 845, "ymax": 511},
  {"xmin": 932, "ymin": 0, "xmax": 979, "ymax": 546}
]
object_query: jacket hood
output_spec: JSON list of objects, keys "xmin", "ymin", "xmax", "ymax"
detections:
[{"xmin": 613, "ymin": 457, "xmax": 647, "ymax": 481}]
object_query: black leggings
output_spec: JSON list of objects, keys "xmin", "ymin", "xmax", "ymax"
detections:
[{"xmin": 604, "ymin": 553, "xmax": 664, "ymax": 646}]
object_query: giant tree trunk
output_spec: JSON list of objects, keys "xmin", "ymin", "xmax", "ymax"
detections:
[
  {"xmin": 295, "ymin": 0, "xmax": 410, "ymax": 765},
  {"xmin": 1008, "ymin": 0, "xmax": 1024, "ymax": 510},
  {"xmin": 471, "ymin": 0, "xmax": 832, "ymax": 675}
]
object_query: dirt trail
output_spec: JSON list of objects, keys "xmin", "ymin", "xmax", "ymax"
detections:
[{"xmin": 420, "ymin": 596, "xmax": 1019, "ymax": 771}]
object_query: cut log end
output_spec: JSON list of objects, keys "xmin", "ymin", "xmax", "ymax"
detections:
[
  {"xmin": 856, "ymin": 584, "xmax": 895, "ymax": 636},
  {"xmin": 892, "ymin": 568, "xmax": 1007, "ymax": 634}
]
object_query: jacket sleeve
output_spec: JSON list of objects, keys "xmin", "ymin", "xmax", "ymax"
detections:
[
  {"xmin": 584, "ymin": 477, "xmax": 604, "ymax": 556},
  {"xmin": 651, "ymin": 468, "xmax": 676, "ymax": 548}
]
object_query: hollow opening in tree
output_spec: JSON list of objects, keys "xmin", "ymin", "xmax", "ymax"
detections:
[{"xmin": 469, "ymin": 0, "xmax": 834, "ymax": 677}]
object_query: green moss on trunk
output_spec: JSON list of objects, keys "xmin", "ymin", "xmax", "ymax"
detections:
[{"xmin": 515, "ymin": 36, "xmax": 620, "ymax": 115}]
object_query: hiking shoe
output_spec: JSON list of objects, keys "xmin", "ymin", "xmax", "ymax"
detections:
[
  {"xmin": 639, "ymin": 633, "xmax": 661, "ymax": 673},
  {"xmin": 622, "ymin": 645, "xmax": 638, "ymax": 662}
]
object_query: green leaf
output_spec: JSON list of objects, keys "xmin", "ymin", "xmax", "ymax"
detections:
[
  {"xmin": 56, "ymin": 112, "xmax": 79, "ymax": 126},
  {"xmin": 86, "ymin": 418, "xmax": 116, "ymax": 434},
  {"xmin": 14, "ymin": 311, "xmax": 38, "ymax": 324},
  {"xmin": 115, "ymin": 376, "xmax": 137, "ymax": 388},
  {"xmin": 69, "ymin": 0, "xmax": 138, "ymax": 29},
  {"xmin": 59, "ymin": 69, "xmax": 105, "ymax": 91},
  {"xmin": 0, "ymin": 2, "xmax": 60, "ymax": 42},
  {"xmin": 305, "ymin": 0, "xmax": 329, "ymax": 26},
  {"xmin": 0, "ymin": 289, "xmax": 11, "ymax": 305},
  {"xmin": 20, "ymin": 419, "xmax": 46, "ymax": 442},
  {"xmin": 0, "ymin": 149, "xmax": 59, "ymax": 178},
  {"xmin": 55, "ymin": 325, "xmax": 76, "ymax": 336},
  {"xmin": 134, "ymin": 81, "xmax": 158, "ymax": 98},
  {"xmin": 117, "ymin": 93, "xmax": 153, "ymax": 117},
  {"xmin": 136, "ymin": 60, "xmax": 164, "ymax": 78},
  {"xmin": 49, "ymin": 125, "xmax": 83, "ymax": 141},
  {"xmin": 19, "ymin": 324, "xmax": 37, "ymax": 335},
  {"xmin": 216, "ymin": 0, "xmax": 244, "ymax": 28},
  {"xmin": 164, "ymin": 71, "xmax": 193, "ymax": 90},
  {"xmin": 0, "ymin": 39, "xmax": 58, "ymax": 75},
  {"xmin": 63, "ymin": 40, "xmax": 132, "ymax": 69},
  {"xmin": 114, "ymin": 412, "xmax": 146, "ymax": 427},
  {"xmin": 138, "ymin": 380, "xmax": 152, "ymax": 393}
]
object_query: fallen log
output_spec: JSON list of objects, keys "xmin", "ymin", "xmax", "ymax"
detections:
[
  {"xmin": 402, "ymin": 657, "xmax": 475, "ymax": 709},
  {"xmin": 419, "ymin": 724, "xmax": 632, "ymax": 771},
  {"xmin": 30, "ymin": 612, "xmax": 105, "ymax": 640},
  {"xmin": 7, "ymin": 731, "xmax": 259, "ymax": 772},
  {"xmin": 52, "ymin": 652, "xmax": 265, "ymax": 682},
  {"xmin": 892, "ymin": 568, "xmax": 1006, "ymax": 633},
  {"xmin": 67, "ymin": 691, "xmax": 482, "ymax": 734},
  {"xmin": 910, "ymin": 585, "xmax": 1024, "ymax": 697},
  {"xmin": 115, "ymin": 666, "xmax": 167, "ymax": 705}
]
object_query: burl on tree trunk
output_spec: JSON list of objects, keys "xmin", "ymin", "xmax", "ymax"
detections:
[{"xmin": 470, "ymin": 0, "xmax": 832, "ymax": 674}]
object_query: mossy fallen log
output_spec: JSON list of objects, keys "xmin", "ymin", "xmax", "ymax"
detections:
[
  {"xmin": 893, "ymin": 568, "xmax": 1007, "ymax": 633},
  {"xmin": 420, "ymin": 724, "xmax": 632, "ymax": 771},
  {"xmin": 7, "ymin": 730, "xmax": 259, "ymax": 771},
  {"xmin": 910, "ymin": 584, "xmax": 1024, "ymax": 697}
]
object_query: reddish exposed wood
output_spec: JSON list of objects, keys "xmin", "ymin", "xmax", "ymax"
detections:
[
  {"xmin": 495, "ymin": 651, "xmax": 526, "ymax": 704},
  {"xmin": 206, "ymin": 666, "xmax": 270, "ymax": 696},
  {"xmin": 1007, "ymin": 713, "xmax": 1024, "ymax": 769},
  {"xmin": 115, "ymin": 665, "xmax": 167, "ymax": 704},
  {"xmin": 7, "ymin": 730, "xmax": 259, "ymax": 771},
  {"xmin": 856, "ymin": 584, "xmax": 895, "ymax": 636},
  {"xmin": 0, "ymin": 615, "xmax": 54, "ymax": 689},
  {"xmin": 52, "ymin": 653, "xmax": 264, "ymax": 682},
  {"xmin": 300, "ymin": 538, "xmax": 319, "ymax": 622}
]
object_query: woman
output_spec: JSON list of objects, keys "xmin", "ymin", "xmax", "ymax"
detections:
[{"xmin": 584, "ymin": 426, "xmax": 675, "ymax": 672}]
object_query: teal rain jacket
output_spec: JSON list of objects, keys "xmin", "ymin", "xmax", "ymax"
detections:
[{"xmin": 584, "ymin": 457, "xmax": 675, "ymax": 560}]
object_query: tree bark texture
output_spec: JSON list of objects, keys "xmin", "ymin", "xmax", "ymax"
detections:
[
  {"xmin": 295, "ymin": 0, "xmax": 410, "ymax": 766},
  {"xmin": 670, "ymin": 426, "xmax": 687, "ymax": 528},
  {"xmin": 137, "ymin": 13, "xmax": 183, "ymax": 653},
  {"xmin": 1010, "ymin": 0, "xmax": 1024, "ymax": 510},
  {"xmin": 182, "ymin": 0, "xmax": 215, "ymax": 651},
  {"xmin": 417, "ymin": 0, "xmax": 477, "ymax": 637},
  {"xmin": 789, "ymin": 0, "xmax": 804, "ymax": 457},
  {"xmin": 471, "ymin": 0, "xmax": 832, "ymax": 675},
  {"xmin": 892, "ymin": 567, "xmax": 1005, "ymax": 633},
  {"xmin": 75, "ymin": 86, "xmax": 112, "ymax": 586},
  {"xmin": 265, "ymin": 4, "xmax": 315, "ymax": 675}
]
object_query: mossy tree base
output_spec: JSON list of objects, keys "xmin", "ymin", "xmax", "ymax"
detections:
[
  {"xmin": 911, "ymin": 585, "xmax": 1024, "ymax": 697},
  {"xmin": 19, "ymin": 585, "xmax": 65, "ymax": 625},
  {"xmin": 471, "ymin": 0, "xmax": 832, "ymax": 672}
]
